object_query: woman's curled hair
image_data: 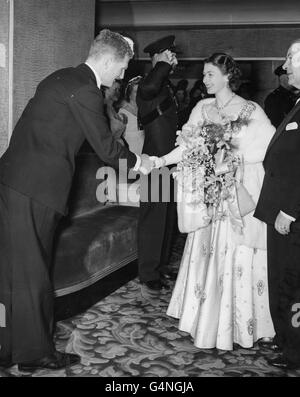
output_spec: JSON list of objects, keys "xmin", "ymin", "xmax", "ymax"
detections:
[{"xmin": 204, "ymin": 52, "xmax": 242, "ymax": 91}]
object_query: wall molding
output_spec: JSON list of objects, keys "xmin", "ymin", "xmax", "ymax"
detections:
[
  {"xmin": 104, "ymin": 23, "xmax": 300, "ymax": 30},
  {"xmin": 96, "ymin": 0, "xmax": 300, "ymax": 28},
  {"xmin": 118, "ymin": 27, "xmax": 300, "ymax": 59},
  {"xmin": 137, "ymin": 57, "xmax": 286, "ymax": 61}
]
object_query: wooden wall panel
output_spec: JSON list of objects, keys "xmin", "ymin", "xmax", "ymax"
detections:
[
  {"xmin": 13, "ymin": 0, "xmax": 95, "ymax": 125},
  {"xmin": 96, "ymin": 0, "xmax": 300, "ymax": 59},
  {"xmin": 96, "ymin": 1, "xmax": 300, "ymax": 108},
  {"xmin": 96, "ymin": 0, "xmax": 300, "ymax": 28},
  {"xmin": 0, "ymin": 0, "xmax": 10, "ymax": 155},
  {"xmin": 117, "ymin": 27, "xmax": 300, "ymax": 60}
]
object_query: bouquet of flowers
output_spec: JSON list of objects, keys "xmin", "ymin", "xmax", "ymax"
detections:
[{"xmin": 175, "ymin": 117, "xmax": 249, "ymax": 210}]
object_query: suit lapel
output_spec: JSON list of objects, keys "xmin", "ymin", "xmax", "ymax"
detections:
[{"xmin": 266, "ymin": 100, "xmax": 300, "ymax": 155}]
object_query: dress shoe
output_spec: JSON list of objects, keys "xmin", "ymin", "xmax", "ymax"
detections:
[
  {"xmin": 258, "ymin": 340, "xmax": 282, "ymax": 352},
  {"xmin": 159, "ymin": 278, "xmax": 171, "ymax": 289},
  {"xmin": 142, "ymin": 279, "xmax": 170, "ymax": 291},
  {"xmin": 160, "ymin": 272, "xmax": 177, "ymax": 282},
  {"xmin": 18, "ymin": 351, "xmax": 80, "ymax": 372},
  {"xmin": 268, "ymin": 356, "xmax": 300, "ymax": 370}
]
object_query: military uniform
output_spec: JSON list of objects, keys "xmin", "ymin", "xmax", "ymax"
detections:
[{"xmin": 137, "ymin": 36, "xmax": 178, "ymax": 287}]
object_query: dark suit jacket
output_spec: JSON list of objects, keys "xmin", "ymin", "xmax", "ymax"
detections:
[
  {"xmin": 255, "ymin": 100, "xmax": 300, "ymax": 225},
  {"xmin": 137, "ymin": 62, "xmax": 178, "ymax": 156},
  {"xmin": 0, "ymin": 64, "xmax": 136, "ymax": 215}
]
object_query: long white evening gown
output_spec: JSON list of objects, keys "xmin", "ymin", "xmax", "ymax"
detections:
[
  {"xmin": 167, "ymin": 98, "xmax": 276, "ymax": 350},
  {"xmin": 118, "ymin": 107, "xmax": 145, "ymax": 155}
]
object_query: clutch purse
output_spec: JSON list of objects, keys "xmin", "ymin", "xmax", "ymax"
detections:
[{"xmin": 236, "ymin": 182, "xmax": 256, "ymax": 217}]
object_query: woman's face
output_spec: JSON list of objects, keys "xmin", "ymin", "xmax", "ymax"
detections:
[
  {"xmin": 203, "ymin": 63, "xmax": 228, "ymax": 95},
  {"xmin": 176, "ymin": 89, "xmax": 185, "ymax": 102}
]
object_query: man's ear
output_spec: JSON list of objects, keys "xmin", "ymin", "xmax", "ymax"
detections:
[{"xmin": 103, "ymin": 54, "xmax": 113, "ymax": 71}]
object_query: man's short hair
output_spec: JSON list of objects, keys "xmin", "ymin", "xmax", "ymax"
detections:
[
  {"xmin": 88, "ymin": 29, "xmax": 134, "ymax": 61},
  {"xmin": 290, "ymin": 38, "xmax": 300, "ymax": 47}
]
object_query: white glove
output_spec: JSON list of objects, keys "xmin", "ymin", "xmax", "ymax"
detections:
[{"xmin": 149, "ymin": 156, "xmax": 166, "ymax": 168}]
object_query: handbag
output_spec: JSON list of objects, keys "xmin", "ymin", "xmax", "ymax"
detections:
[
  {"xmin": 236, "ymin": 183, "xmax": 256, "ymax": 216},
  {"xmin": 235, "ymin": 156, "xmax": 256, "ymax": 217},
  {"xmin": 214, "ymin": 149, "xmax": 255, "ymax": 217}
]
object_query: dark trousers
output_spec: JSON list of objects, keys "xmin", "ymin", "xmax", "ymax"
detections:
[
  {"xmin": 0, "ymin": 184, "xmax": 61, "ymax": 363},
  {"xmin": 267, "ymin": 224, "xmax": 300, "ymax": 364},
  {"xmin": 138, "ymin": 170, "xmax": 177, "ymax": 282}
]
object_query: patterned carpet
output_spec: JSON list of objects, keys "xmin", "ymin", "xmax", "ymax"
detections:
[{"xmin": 1, "ymin": 233, "xmax": 300, "ymax": 377}]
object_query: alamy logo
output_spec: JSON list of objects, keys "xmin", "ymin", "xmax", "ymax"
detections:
[
  {"xmin": 0, "ymin": 303, "xmax": 6, "ymax": 327},
  {"xmin": 291, "ymin": 303, "xmax": 300, "ymax": 328},
  {"xmin": 95, "ymin": 159, "xmax": 178, "ymax": 205}
]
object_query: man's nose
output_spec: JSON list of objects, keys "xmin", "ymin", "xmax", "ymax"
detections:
[{"xmin": 119, "ymin": 70, "xmax": 125, "ymax": 79}]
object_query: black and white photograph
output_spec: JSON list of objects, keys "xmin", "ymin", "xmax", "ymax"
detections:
[{"xmin": 1, "ymin": 0, "xmax": 300, "ymax": 381}]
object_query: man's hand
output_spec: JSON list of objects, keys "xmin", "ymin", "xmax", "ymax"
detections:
[
  {"xmin": 166, "ymin": 50, "xmax": 178, "ymax": 68},
  {"xmin": 274, "ymin": 211, "xmax": 293, "ymax": 235},
  {"xmin": 139, "ymin": 154, "xmax": 154, "ymax": 175},
  {"xmin": 153, "ymin": 50, "xmax": 177, "ymax": 67}
]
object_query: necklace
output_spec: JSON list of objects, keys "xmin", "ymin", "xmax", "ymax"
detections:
[
  {"xmin": 215, "ymin": 93, "xmax": 236, "ymax": 122},
  {"xmin": 215, "ymin": 93, "xmax": 236, "ymax": 111}
]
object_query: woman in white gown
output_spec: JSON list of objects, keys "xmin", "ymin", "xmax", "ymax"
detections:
[
  {"xmin": 154, "ymin": 53, "xmax": 276, "ymax": 350},
  {"xmin": 118, "ymin": 76, "xmax": 145, "ymax": 155}
]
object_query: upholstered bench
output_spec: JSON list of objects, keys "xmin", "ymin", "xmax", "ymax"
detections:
[{"xmin": 52, "ymin": 147, "xmax": 139, "ymax": 301}]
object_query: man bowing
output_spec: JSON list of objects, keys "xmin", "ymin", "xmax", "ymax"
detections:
[{"xmin": 0, "ymin": 29, "xmax": 153, "ymax": 372}]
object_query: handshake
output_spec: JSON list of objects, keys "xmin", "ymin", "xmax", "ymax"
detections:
[{"xmin": 138, "ymin": 154, "xmax": 167, "ymax": 175}]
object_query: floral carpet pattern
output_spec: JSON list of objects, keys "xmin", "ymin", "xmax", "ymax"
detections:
[{"xmin": 1, "ymin": 234, "xmax": 300, "ymax": 377}]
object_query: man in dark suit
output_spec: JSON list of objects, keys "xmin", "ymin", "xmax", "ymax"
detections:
[
  {"xmin": 255, "ymin": 39, "xmax": 300, "ymax": 369},
  {"xmin": 137, "ymin": 36, "xmax": 178, "ymax": 291},
  {"xmin": 264, "ymin": 64, "xmax": 298, "ymax": 128},
  {"xmin": 0, "ymin": 29, "xmax": 153, "ymax": 371}
]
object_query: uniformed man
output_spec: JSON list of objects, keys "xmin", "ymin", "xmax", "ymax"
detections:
[{"xmin": 137, "ymin": 35, "xmax": 179, "ymax": 291}]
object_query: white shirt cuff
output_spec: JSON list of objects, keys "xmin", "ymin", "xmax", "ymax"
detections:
[
  {"xmin": 280, "ymin": 210, "xmax": 296, "ymax": 222},
  {"xmin": 133, "ymin": 154, "xmax": 141, "ymax": 171}
]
